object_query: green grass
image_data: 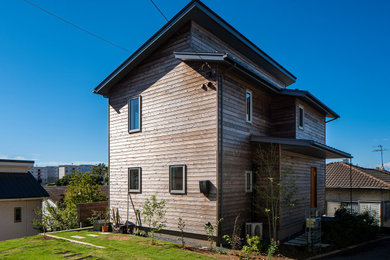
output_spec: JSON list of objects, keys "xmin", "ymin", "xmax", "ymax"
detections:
[{"xmin": 0, "ymin": 230, "xmax": 214, "ymax": 259}]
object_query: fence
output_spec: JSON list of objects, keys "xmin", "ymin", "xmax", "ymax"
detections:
[{"xmin": 77, "ymin": 201, "xmax": 108, "ymax": 223}]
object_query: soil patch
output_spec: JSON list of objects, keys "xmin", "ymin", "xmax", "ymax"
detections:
[
  {"xmin": 107, "ymin": 235, "xmax": 132, "ymax": 241},
  {"xmin": 137, "ymin": 241, "xmax": 166, "ymax": 247},
  {"xmin": 33, "ymin": 236, "xmax": 54, "ymax": 241}
]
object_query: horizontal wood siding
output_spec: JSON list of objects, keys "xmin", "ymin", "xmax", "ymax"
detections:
[
  {"xmin": 280, "ymin": 151, "xmax": 325, "ymax": 235},
  {"xmin": 270, "ymin": 96, "xmax": 296, "ymax": 138},
  {"xmin": 108, "ymin": 27, "xmax": 218, "ymax": 236},
  {"xmin": 219, "ymin": 73, "xmax": 273, "ymax": 235},
  {"xmin": 295, "ymin": 100, "xmax": 326, "ymax": 144},
  {"xmin": 191, "ymin": 21, "xmax": 286, "ymax": 89}
]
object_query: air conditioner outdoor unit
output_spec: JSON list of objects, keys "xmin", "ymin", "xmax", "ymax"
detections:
[{"xmin": 245, "ymin": 222, "xmax": 263, "ymax": 238}]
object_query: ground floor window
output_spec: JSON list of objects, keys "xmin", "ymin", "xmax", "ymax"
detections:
[
  {"xmin": 128, "ymin": 167, "xmax": 141, "ymax": 193},
  {"xmin": 245, "ymin": 171, "xmax": 253, "ymax": 192},
  {"xmin": 14, "ymin": 207, "xmax": 22, "ymax": 223},
  {"xmin": 169, "ymin": 165, "xmax": 186, "ymax": 194}
]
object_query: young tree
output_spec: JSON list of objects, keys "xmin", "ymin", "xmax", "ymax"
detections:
[
  {"xmin": 254, "ymin": 143, "xmax": 300, "ymax": 241},
  {"xmin": 91, "ymin": 163, "xmax": 109, "ymax": 185},
  {"xmin": 142, "ymin": 195, "xmax": 166, "ymax": 245}
]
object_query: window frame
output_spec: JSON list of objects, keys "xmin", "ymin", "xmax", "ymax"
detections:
[
  {"xmin": 169, "ymin": 165, "xmax": 187, "ymax": 195},
  {"xmin": 128, "ymin": 167, "xmax": 141, "ymax": 193},
  {"xmin": 128, "ymin": 95, "xmax": 142, "ymax": 133},
  {"xmin": 14, "ymin": 207, "xmax": 22, "ymax": 223},
  {"xmin": 298, "ymin": 105, "xmax": 304, "ymax": 130},
  {"xmin": 245, "ymin": 171, "xmax": 253, "ymax": 192},
  {"xmin": 246, "ymin": 89, "xmax": 253, "ymax": 123}
]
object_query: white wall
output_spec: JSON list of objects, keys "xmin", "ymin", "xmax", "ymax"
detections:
[{"xmin": 0, "ymin": 199, "xmax": 42, "ymax": 241}]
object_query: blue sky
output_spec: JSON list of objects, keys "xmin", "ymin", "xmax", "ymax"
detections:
[{"xmin": 0, "ymin": 0, "xmax": 389, "ymax": 168}]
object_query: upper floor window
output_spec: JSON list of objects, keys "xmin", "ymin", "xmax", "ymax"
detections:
[
  {"xmin": 128, "ymin": 167, "xmax": 141, "ymax": 193},
  {"xmin": 246, "ymin": 90, "xmax": 252, "ymax": 123},
  {"xmin": 245, "ymin": 171, "xmax": 253, "ymax": 192},
  {"xmin": 129, "ymin": 96, "xmax": 141, "ymax": 133},
  {"xmin": 169, "ymin": 165, "xmax": 186, "ymax": 194},
  {"xmin": 298, "ymin": 105, "xmax": 304, "ymax": 129}
]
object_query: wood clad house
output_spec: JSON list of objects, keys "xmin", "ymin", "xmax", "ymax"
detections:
[{"xmin": 93, "ymin": 0, "xmax": 351, "ymax": 242}]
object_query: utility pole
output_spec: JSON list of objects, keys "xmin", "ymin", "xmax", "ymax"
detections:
[{"xmin": 373, "ymin": 145, "xmax": 387, "ymax": 170}]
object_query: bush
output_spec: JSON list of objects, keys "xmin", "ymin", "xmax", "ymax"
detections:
[{"xmin": 322, "ymin": 208, "xmax": 379, "ymax": 247}]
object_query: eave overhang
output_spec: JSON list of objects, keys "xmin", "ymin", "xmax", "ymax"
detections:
[
  {"xmin": 93, "ymin": 0, "xmax": 296, "ymax": 96},
  {"xmin": 251, "ymin": 136, "xmax": 352, "ymax": 159},
  {"xmin": 175, "ymin": 51, "xmax": 339, "ymax": 119}
]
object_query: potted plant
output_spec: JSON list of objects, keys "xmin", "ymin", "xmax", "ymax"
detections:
[
  {"xmin": 89, "ymin": 210, "xmax": 109, "ymax": 232},
  {"xmin": 111, "ymin": 208, "xmax": 121, "ymax": 233}
]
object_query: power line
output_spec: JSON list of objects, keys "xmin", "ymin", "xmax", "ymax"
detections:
[
  {"xmin": 22, "ymin": 0, "xmax": 131, "ymax": 53},
  {"xmin": 149, "ymin": 0, "xmax": 168, "ymax": 22}
]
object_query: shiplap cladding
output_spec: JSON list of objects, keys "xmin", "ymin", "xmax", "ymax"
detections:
[
  {"xmin": 270, "ymin": 96, "xmax": 296, "ymax": 138},
  {"xmin": 280, "ymin": 151, "xmax": 325, "ymax": 237},
  {"xmin": 108, "ymin": 26, "xmax": 218, "ymax": 236},
  {"xmin": 191, "ymin": 21, "xmax": 287, "ymax": 89},
  {"xmin": 295, "ymin": 100, "xmax": 326, "ymax": 144},
  {"xmin": 218, "ymin": 74, "xmax": 273, "ymax": 234}
]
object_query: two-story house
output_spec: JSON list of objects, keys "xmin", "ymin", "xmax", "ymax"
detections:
[{"xmin": 94, "ymin": 0, "xmax": 351, "ymax": 242}]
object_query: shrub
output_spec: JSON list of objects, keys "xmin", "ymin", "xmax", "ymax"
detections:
[
  {"xmin": 141, "ymin": 195, "xmax": 166, "ymax": 245},
  {"xmin": 322, "ymin": 208, "xmax": 379, "ymax": 247}
]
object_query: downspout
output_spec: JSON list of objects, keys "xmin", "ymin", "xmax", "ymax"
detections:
[{"xmin": 350, "ymin": 158, "xmax": 353, "ymax": 212}]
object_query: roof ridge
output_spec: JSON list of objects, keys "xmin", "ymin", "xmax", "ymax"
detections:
[{"xmin": 340, "ymin": 162, "xmax": 390, "ymax": 188}]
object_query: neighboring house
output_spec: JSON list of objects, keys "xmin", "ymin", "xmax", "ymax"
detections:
[
  {"xmin": 30, "ymin": 166, "xmax": 59, "ymax": 185},
  {"xmin": 44, "ymin": 185, "xmax": 109, "ymax": 206},
  {"xmin": 93, "ymin": 0, "xmax": 351, "ymax": 241},
  {"xmin": 326, "ymin": 161, "xmax": 390, "ymax": 227},
  {"xmin": 58, "ymin": 164, "xmax": 94, "ymax": 179},
  {"xmin": 0, "ymin": 159, "xmax": 49, "ymax": 241}
]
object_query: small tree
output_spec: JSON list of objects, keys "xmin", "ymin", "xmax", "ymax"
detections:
[
  {"xmin": 91, "ymin": 163, "xmax": 109, "ymax": 185},
  {"xmin": 142, "ymin": 195, "xmax": 166, "ymax": 245},
  {"xmin": 177, "ymin": 217, "xmax": 186, "ymax": 248},
  {"xmin": 254, "ymin": 143, "xmax": 300, "ymax": 242},
  {"xmin": 203, "ymin": 218, "xmax": 223, "ymax": 250}
]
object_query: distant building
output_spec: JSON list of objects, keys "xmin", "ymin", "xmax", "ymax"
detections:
[
  {"xmin": 30, "ymin": 166, "xmax": 59, "ymax": 185},
  {"xmin": 30, "ymin": 164, "xmax": 95, "ymax": 185},
  {"xmin": 58, "ymin": 164, "xmax": 94, "ymax": 179}
]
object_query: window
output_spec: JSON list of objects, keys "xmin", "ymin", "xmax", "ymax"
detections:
[
  {"xmin": 245, "ymin": 171, "xmax": 253, "ymax": 192},
  {"xmin": 246, "ymin": 90, "xmax": 252, "ymax": 123},
  {"xmin": 169, "ymin": 165, "xmax": 186, "ymax": 194},
  {"xmin": 128, "ymin": 168, "xmax": 141, "ymax": 193},
  {"xmin": 14, "ymin": 207, "xmax": 22, "ymax": 223},
  {"xmin": 129, "ymin": 96, "xmax": 141, "ymax": 133},
  {"xmin": 298, "ymin": 105, "xmax": 304, "ymax": 129}
]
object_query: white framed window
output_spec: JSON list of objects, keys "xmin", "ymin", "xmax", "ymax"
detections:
[
  {"xmin": 169, "ymin": 165, "xmax": 186, "ymax": 194},
  {"xmin": 246, "ymin": 89, "xmax": 253, "ymax": 123},
  {"xmin": 129, "ymin": 96, "xmax": 141, "ymax": 133},
  {"xmin": 245, "ymin": 171, "xmax": 253, "ymax": 192},
  {"xmin": 128, "ymin": 167, "xmax": 141, "ymax": 193},
  {"xmin": 298, "ymin": 105, "xmax": 304, "ymax": 129}
]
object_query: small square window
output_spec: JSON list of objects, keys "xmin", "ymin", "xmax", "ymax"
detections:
[
  {"xmin": 128, "ymin": 168, "xmax": 141, "ymax": 193},
  {"xmin": 129, "ymin": 96, "xmax": 141, "ymax": 133},
  {"xmin": 298, "ymin": 105, "xmax": 304, "ymax": 129},
  {"xmin": 246, "ymin": 90, "xmax": 253, "ymax": 123},
  {"xmin": 169, "ymin": 165, "xmax": 186, "ymax": 194},
  {"xmin": 14, "ymin": 207, "xmax": 22, "ymax": 223},
  {"xmin": 245, "ymin": 171, "xmax": 253, "ymax": 192}
]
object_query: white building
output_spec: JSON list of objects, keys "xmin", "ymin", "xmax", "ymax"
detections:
[
  {"xmin": 58, "ymin": 165, "xmax": 94, "ymax": 179},
  {"xmin": 30, "ymin": 166, "xmax": 59, "ymax": 185}
]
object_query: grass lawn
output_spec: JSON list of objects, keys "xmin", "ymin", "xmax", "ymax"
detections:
[{"xmin": 0, "ymin": 230, "xmax": 217, "ymax": 259}]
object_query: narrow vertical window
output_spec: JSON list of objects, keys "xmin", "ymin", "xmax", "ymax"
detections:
[
  {"xmin": 128, "ymin": 168, "xmax": 141, "ymax": 193},
  {"xmin": 246, "ymin": 90, "xmax": 252, "ymax": 123},
  {"xmin": 298, "ymin": 105, "xmax": 304, "ymax": 129},
  {"xmin": 129, "ymin": 96, "xmax": 141, "ymax": 133},
  {"xmin": 245, "ymin": 171, "xmax": 253, "ymax": 192},
  {"xmin": 169, "ymin": 165, "xmax": 186, "ymax": 194},
  {"xmin": 14, "ymin": 207, "xmax": 22, "ymax": 223}
]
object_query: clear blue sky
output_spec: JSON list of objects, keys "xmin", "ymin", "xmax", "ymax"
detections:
[{"xmin": 1, "ymin": 0, "xmax": 389, "ymax": 168}]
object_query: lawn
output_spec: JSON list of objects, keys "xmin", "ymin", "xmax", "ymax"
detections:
[{"xmin": 0, "ymin": 230, "xmax": 217, "ymax": 259}]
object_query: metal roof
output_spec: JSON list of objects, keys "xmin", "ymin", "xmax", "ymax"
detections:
[
  {"xmin": 251, "ymin": 136, "xmax": 352, "ymax": 159},
  {"xmin": 93, "ymin": 0, "xmax": 296, "ymax": 96},
  {"xmin": 0, "ymin": 172, "xmax": 49, "ymax": 200}
]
